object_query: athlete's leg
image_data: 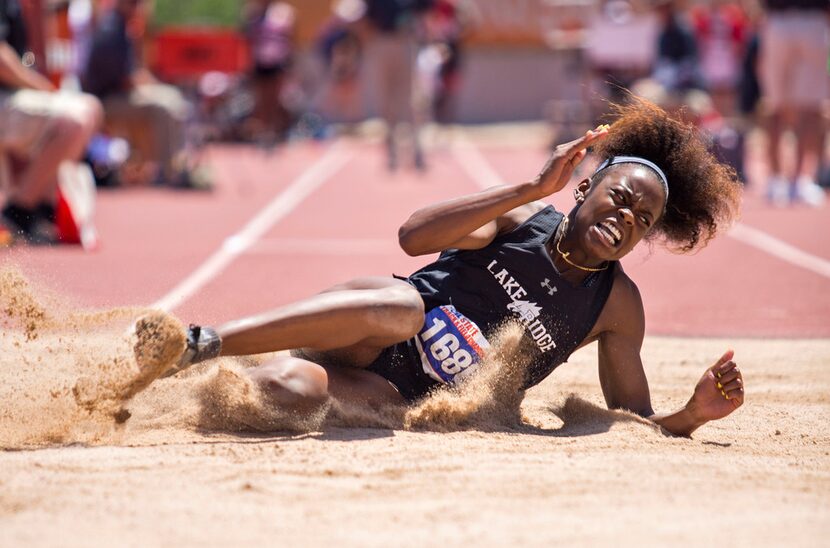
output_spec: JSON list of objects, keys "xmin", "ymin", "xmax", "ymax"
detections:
[
  {"xmin": 131, "ymin": 277, "xmax": 420, "ymax": 409},
  {"xmin": 220, "ymin": 278, "xmax": 420, "ymax": 412},
  {"xmin": 247, "ymin": 353, "xmax": 406, "ymax": 413},
  {"xmin": 218, "ymin": 277, "xmax": 424, "ymax": 363}
]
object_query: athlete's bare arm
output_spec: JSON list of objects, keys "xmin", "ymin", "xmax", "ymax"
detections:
[
  {"xmin": 0, "ymin": 41, "xmax": 55, "ymax": 91},
  {"xmin": 597, "ymin": 275, "xmax": 744, "ymax": 437},
  {"xmin": 398, "ymin": 128, "xmax": 609, "ymax": 256}
]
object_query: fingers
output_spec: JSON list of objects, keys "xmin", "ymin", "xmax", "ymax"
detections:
[
  {"xmin": 716, "ymin": 368, "xmax": 741, "ymax": 386},
  {"xmin": 715, "ymin": 362, "xmax": 736, "ymax": 381},
  {"xmin": 717, "ymin": 367, "xmax": 742, "ymax": 391},
  {"xmin": 714, "ymin": 355, "xmax": 737, "ymax": 379},
  {"xmin": 558, "ymin": 125, "xmax": 610, "ymax": 156},
  {"xmin": 537, "ymin": 125, "xmax": 610, "ymax": 193},
  {"xmin": 717, "ymin": 382, "xmax": 743, "ymax": 401},
  {"xmin": 713, "ymin": 358, "xmax": 743, "ymax": 406},
  {"xmin": 715, "ymin": 361, "xmax": 739, "ymax": 386},
  {"xmin": 712, "ymin": 349, "xmax": 734, "ymax": 369},
  {"xmin": 568, "ymin": 149, "xmax": 587, "ymax": 167},
  {"xmin": 726, "ymin": 384, "xmax": 744, "ymax": 408},
  {"xmin": 721, "ymin": 377, "xmax": 742, "ymax": 393}
]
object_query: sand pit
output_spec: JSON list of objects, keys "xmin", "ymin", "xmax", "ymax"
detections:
[{"xmin": 1, "ymin": 269, "xmax": 828, "ymax": 546}]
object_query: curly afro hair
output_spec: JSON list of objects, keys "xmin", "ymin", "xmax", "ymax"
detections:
[{"xmin": 590, "ymin": 96, "xmax": 742, "ymax": 252}]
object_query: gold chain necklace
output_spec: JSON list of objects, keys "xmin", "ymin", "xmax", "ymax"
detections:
[{"xmin": 555, "ymin": 217, "xmax": 609, "ymax": 273}]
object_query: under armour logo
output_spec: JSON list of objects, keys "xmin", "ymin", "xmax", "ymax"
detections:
[{"xmin": 541, "ymin": 278, "xmax": 557, "ymax": 296}]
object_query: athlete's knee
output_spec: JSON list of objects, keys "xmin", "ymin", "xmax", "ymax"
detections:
[
  {"xmin": 369, "ymin": 285, "xmax": 424, "ymax": 337},
  {"xmin": 249, "ymin": 357, "xmax": 329, "ymax": 413}
]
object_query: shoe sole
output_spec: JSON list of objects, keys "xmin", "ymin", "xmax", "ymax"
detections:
[{"xmin": 121, "ymin": 311, "xmax": 187, "ymax": 400}]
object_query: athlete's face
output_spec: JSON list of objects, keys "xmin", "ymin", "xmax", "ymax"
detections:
[{"xmin": 571, "ymin": 164, "xmax": 666, "ymax": 261}]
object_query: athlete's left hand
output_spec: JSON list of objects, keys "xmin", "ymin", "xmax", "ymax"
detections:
[
  {"xmin": 530, "ymin": 125, "xmax": 609, "ymax": 198},
  {"xmin": 687, "ymin": 349, "xmax": 744, "ymax": 422}
]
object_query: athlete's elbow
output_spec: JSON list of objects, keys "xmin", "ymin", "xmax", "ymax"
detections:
[{"xmin": 398, "ymin": 225, "xmax": 427, "ymax": 256}]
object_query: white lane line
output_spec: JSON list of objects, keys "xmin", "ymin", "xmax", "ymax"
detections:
[
  {"xmin": 153, "ymin": 144, "xmax": 353, "ymax": 312},
  {"xmin": 247, "ymin": 237, "xmax": 394, "ymax": 256},
  {"xmin": 451, "ymin": 135, "xmax": 508, "ymax": 190},
  {"xmin": 728, "ymin": 223, "xmax": 830, "ymax": 279},
  {"xmin": 451, "ymin": 136, "xmax": 830, "ymax": 280}
]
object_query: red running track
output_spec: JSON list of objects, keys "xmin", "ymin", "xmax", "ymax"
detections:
[{"xmin": 3, "ymin": 137, "xmax": 829, "ymax": 338}]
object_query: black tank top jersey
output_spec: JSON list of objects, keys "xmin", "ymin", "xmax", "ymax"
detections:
[{"xmin": 370, "ymin": 206, "xmax": 617, "ymax": 401}]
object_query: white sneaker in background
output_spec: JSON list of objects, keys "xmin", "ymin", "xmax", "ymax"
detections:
[
  {"xmin": 793, "ymin": 176, "xmax": 826, "ymax": 207},
  {"xmin": 766, "ymin": 175, "xmax": 791, "ymax": 207}
]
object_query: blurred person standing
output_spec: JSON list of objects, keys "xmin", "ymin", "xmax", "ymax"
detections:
[
  {"xmin": 243, "ymin": 0, "xmax": 296, "ymax": 143},
  {"xmin": 689, "ymin": 0, "xmax": 750, "ymax": 118},
  {"xmin": 760, "ymin": 0, "xmax": 829, "ymax": 206},
  {"xmin": 652, "ymin": 0, "xmax": 706, "ymax": 94},
  {"xmin": 0, "ymin": 0, "xmax": 102, "ymax": 243},
  {"xmin": 316, "ymin": 0, "xmax": 365, "ymax": 129},
  {"xmin": 585, "ymin": 0, "xmax": 661, "ymax": 109},
  {"xmin": 363, "ymin": 0, "xmax": 434, "ymax": 171},
  {"xmin": 420, "ymin": 0, "xmax": 477, "ymax": 125},
  {"xmin": 737, "ymin": 8, "xmax": 763, "ymax": 120},
  {"xmin": 81, "ymin": 0, "xmax": 194, "ymax": 187}
]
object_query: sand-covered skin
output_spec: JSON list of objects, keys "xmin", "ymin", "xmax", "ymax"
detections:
[{"xmin": 0, "ymin": 270, "xmax": 828, "ymax": 546}]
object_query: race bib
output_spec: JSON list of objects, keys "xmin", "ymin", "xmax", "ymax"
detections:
[{"xmin": 414, "ymin": 305, "xmax": 490, "ymax": 385}]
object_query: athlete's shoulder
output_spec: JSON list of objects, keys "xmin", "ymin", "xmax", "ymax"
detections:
[
  {"xmin": 496, "ymin": 200, "xmax": 551, "ymax": 234},
  {"xmin": 599, "ymin": 266, "xmax": 645, "ymax": 336},
  {"xmin": 609, "ymin": 266, "xmax": 643, "ymax": 307}
]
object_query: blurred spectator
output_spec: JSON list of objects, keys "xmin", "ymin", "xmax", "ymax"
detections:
[
  {"xmin": 81, "ymin": 0, "xmax": 195, "ymax": 188},
  {"xmin": 688, "ymin": 88, "xmax": 747, "ymax": 182},
  {"xmin": 632, "ymin": 78, "xmax": 747, "ymax": 182},
  {"xmin": 652, "ymin": 0, "xmax": 706, "ymax": 94},
  {"xmin": 737, "ymin": 25, "xmax": 761, "ymax": 119},
  {"xmin": 585, "ymin": 0, "xmax": 660, "ymax": 107},
  {"xmin": 67, "ymin": 0, "xmax": 101, "ymax": 90},
  {"xmin": 760, "ymin": 0, "xmax": 828, "ymax": 206},
  {"xmin": 0, "ymin": 0, "xmax": 102, "ymax": 243},
  {"xmin": 419, "ymin": 0, "xmax": 477, "ymax": 125},
  {"xmin": 689, "ymin": 0, "xmax": 750, "ymax": 118},
  {"xmin": 316, "ymin": 0, "xmax": 365, "ymax": 129},
  {"xmin": 363, "ymin": 0, "xmax": 434, "ymax": 171},
  {"xmin": 243, "ymin": 0, "xmax": 296, "ymax": 144}
]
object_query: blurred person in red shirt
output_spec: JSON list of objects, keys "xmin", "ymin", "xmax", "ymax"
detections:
[{"xmin": 689, "ymin": 0, "xmax": 750, "ymax": 118}]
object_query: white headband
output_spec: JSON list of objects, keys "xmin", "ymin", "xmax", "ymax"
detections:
[{"xmin": 594, "ymin": 156, "xmax": 669, "ymax": 202}]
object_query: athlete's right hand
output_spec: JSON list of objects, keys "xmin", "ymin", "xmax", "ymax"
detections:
[
  {"xmin": 530, "ymin": 125, "xmax": 609, "ymax": 198},
  {"xmin": 687, "ymin": 349, "xmax": 744, "ymax": 423}
]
